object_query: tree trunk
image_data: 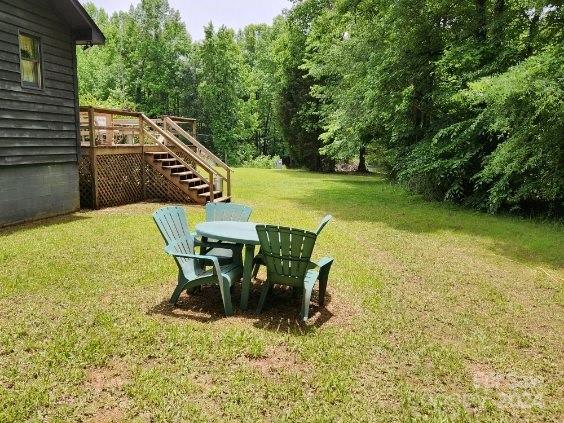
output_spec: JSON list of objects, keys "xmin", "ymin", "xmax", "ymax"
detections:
[
  {"xmin": 357, "ymin": 144, "xmax": 368, "ymax": 173},
  {"xmin": 475, "ymin": 0, "xmax": 487, "ymax": 42},
  {"xmin": 491, "ymin": 0, "xmax": 506, "ymax": 50},
  {"xmin": 262, "ymin": 110, "xmax": 271, "ymax": 156}
]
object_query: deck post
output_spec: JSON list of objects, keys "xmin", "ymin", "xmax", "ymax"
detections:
[
  {"xmin": 209, "ymin": 171, "xmax": 215, "ymax": 202},
  {"xmin": 139, "ymin": 115, "xmax": 146, "ymax": 201},
  {"xmin": 106, "ymin": 113, "xmax": 114, "ymax": 145},
  {"xmin": 88, "ymin": 107, "xmax": 99, "ymax": 209},
  {"xmin": 227, "ymin": 170, "xmax": 231, "ymax": 197}
]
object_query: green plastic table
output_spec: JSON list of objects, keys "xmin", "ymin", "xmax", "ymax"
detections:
[{"xmin": 195, "ymin": 221, "xmax": 260, "ymax": 310}]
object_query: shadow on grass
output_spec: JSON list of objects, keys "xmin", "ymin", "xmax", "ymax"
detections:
[
  {"xmin": 0, "ymin": 211, "xmax": 92, "ymax": 236},
  {"xmin": 147, "ymin": 282, "xmax": 334, "ymax": 334},
  {"xmin": 285, "ymin": 173, "xmax": 564, "ymax": 269}
]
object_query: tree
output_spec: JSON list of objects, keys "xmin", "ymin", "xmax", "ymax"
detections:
[
  {"xmin": 78, "ymin": 0, "xmax": 195, "ymax": 116},
  {"xmin": 197, "ymin": 24, "xmax": 258, "ymax": 164},
  {"xmin": 273, "ymin": 0, "xmax": 333, "ymax": 171},
  {"xmin": 301, "ymin": 0, "xmax": 563, "ymax": 214},
  {"xmin": 237, "ymin": 23, "xmax": 285, "ymax": 157}
]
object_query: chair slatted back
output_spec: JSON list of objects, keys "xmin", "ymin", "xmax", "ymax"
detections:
[
  {"xmin": 153, "ymin": 206, "xmax": 191, "ymax": 246},
  {"xmin": 256, "ymin": 225, "xmax": 317, "ymax": 287},
  {"xmin": 206, "ymin": 203, "xmax": 252, "ymax": 222},
  {"xmin": 153, "ymin": 206, "xmax": 199, "ymax": 276}
]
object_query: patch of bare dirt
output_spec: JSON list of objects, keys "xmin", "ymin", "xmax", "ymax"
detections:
[
  {"xmin": 83, "ymin": 359, "xmax": 131, "ymax": 422},
  {"xmin": 239, "ymin": 344, "xmax": 311, "ymax": 377},
  {"xmin": 85, "ymin": 407, "xmax": 125, "ymax": 423},
  {"xmin": 85, "ymin": 360, "xmax": 128, "ymax": 393}
]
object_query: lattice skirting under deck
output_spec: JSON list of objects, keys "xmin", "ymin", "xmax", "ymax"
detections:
[
  {"xmin": 78, "ymin": 155, "xmax": 93, "ymax": 209},
  {"xmin": 78, "ymin": 153, "xmax": 194, "ymax": 209}
]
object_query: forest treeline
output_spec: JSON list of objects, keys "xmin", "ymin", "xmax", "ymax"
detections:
[{"xmin": 79, "ymin": 0, "xmax": 563, "ymax": 216}]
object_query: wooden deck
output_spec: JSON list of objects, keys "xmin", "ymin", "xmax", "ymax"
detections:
[{"xmin": 79, "ymin": 107, "xmax": 232, "ymax": 209}]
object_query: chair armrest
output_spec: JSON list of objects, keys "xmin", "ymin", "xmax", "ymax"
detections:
[
  {"xmin": 164, "ymin": 245, "xmax": 222, "ymax": 277},
  {"xmin": 310, "ymin": 256, "xmax": 334, "ymax": 270}
]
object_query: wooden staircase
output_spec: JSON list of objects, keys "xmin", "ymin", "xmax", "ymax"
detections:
[
  {"xmin": 141, "ymin": 115, "xmax": 232, "ymax": 205},
  {"xmin": 145, "ymin": 151, "xmax": 230, "ymax": 204}
]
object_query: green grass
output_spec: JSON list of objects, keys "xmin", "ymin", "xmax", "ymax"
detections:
[{"xmin": 1, "ymin": 169, "xmax": 562, "ymax": 422}]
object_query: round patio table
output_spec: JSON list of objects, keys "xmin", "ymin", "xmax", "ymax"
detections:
[{"xmin": 195, "ymin": 221, "xmax": 260, "ymax": 310}]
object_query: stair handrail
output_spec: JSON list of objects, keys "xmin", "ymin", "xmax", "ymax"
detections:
[
  {"xmin": 141, "ymin": 114, "xmax": 220, "ymax": 179},
  {"xmin": 142, "ymin": 117, "xmax": 217, "ymax": 201},
  {"xmin": 142, "ymin": 131, "xmax": 203, "ymax": 179},
  {"xmin": 143, "ymin": 130, "xmax": 216, "ymax": 202},
  {"xmin": 163, "ymin": 117, "xmax": 233, "ymax": 173}
]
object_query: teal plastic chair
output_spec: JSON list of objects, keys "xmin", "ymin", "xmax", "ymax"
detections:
[
  {"xmin": 197, "ymin": 203, "xmax": 253, "ymax": 260},
  {"xmin": 153, "ymin": 206, "xmax": 243, "ymax": 315},
  {"xmin": 255, "ymin": 225, "xmax": 334, "ymax": 321},
  {"xmin": 314, "ymin": 214, "xmax": 333, "ymax": 236},
  {"xmin": 252, "ymin": 215, "xmax": 332, "ymax": 278},
  {"xmin": 205, "ymin": 203, "xmax": 253, "ymax": 222}
]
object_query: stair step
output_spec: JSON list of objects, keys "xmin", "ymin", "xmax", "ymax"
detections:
[
  {"xmin": 199, "ymin": 190, "xmax": 222, "ymax": 198},
  {"xmin": 156, "ymin": 158, "xmax": 177, "ymax": 163},
  {"xmin": 192, "ymin": 184, "xmax": 210, "ymax": 191},
  {"xmin": 171, "ymin": 171, "xmax": 194, "ymax": 176},
  {"xmin": 213, "ymin": 196, "xmax": 231, "ymax": 203},
  {"xmin": 180, "ymin": 178, "xmax": 201, "ymax": 184},
  {"xmin": 162, "ymin": 165, "xmax": 186, "ymax": 170}
]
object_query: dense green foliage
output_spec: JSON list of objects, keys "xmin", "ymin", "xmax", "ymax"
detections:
[
  {"xmin": 197, "ymin": 24, "xmax": 256, "ymax": 163},
  {"xmin": 300, "ymin": 0, "xmax": 563, "ymax": 215},
  {"xmin": 78, "ymin": 0, "xmax": 563, "ymax": 215}
]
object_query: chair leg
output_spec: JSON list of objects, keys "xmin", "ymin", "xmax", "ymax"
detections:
[
  {"xmin": 218, "ymin": 277, "xmax": 234, "ymax": 316},
  {"xmin": 252, "ymin": 262, "xmax": 261, "ymax": 279},
  {"xmin": 252, "ymin": 250, "xmax": 263, "ymax": 279},
  {"xmin": 169, "ymin": 273, "xmax": 188, "ymax": 305},
  {"xmin": 300, "ymin": 286, "xmax": 314, "ymax": 321},
  {"xmin": 186, "ymin": 286, "xmax": 199, "ymax": 295},
  {"xmin": 256, "ymin": 281, "xmax": 272, "ymax": 314},
  {"xmin": 318, "ymin": 260, "xmax": 333, "ymax": 307},
  {"xmin": 200, "ymin": 236, "xmax": 209, "ymax": 255}
]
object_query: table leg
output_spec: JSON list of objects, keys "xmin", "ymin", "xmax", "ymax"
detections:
[
  {"xmin": 240, "ymin": 244, "xmax": 255, "ymax": 310},
  {"xmin": 200, "ymin": 236, "xmax": 208, "ymax": 255}
]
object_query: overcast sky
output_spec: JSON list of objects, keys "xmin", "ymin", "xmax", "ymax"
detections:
[{"xmin": 87, "ymin": 0, "xmax": 291, "ymax": 40}]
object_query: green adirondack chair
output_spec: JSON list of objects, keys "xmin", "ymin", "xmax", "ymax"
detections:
[
  {"xmin": 197, "ymin": 203, "xmax": 253, "ymax": 259},
  {"xmin": 255, "ymin": 225, "xmax": 334, "ymax": 321},
  {"xmin": 153, "ymin": 206, "xmax": 243, "ymax": 316},
  {"xmin": 205, "ymin": 202, "xmax": 253, "ymax": 222},
  {"xmin": 252, "ymin": 215, "xmax": 332, "ymax": 278}
]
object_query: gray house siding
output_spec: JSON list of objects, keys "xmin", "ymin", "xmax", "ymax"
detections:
[
  {"xmin": 0, "ymin": 0, "xmax": 81, "ymax": 226},
  {"xmin": 0, "ymin": 163, "xmax": 79, "ymax": 225}
]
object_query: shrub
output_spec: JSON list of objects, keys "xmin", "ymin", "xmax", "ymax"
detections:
[
  {"xmin": 398, "ymin": 46, "xmax": 564, "ymax": 216},
  {"xmin": 241, "ymin": 155, "xmax": 283, "ymax": 169}
]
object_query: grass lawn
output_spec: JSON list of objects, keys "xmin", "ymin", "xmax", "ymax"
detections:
[{"xmin": 1, "ymin": 169, "xmax": 563, "ymax": 422}]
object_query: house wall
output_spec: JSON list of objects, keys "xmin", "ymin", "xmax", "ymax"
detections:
[
  {"xmin": 0, "ymin": 163, "xmax": 79, "ymax": 226},
  {"xmin": 0, "ymin": 0, "xmax": 81, "ymax": 226}
]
